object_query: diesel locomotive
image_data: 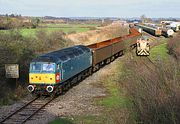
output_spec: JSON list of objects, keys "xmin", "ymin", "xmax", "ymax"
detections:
[
  {"xmin": 28, "ymin": 45, "xmax": 92, "ymax": 95},
  {"xmin": 27, "ymin": 28, "xmax": 141, "ymax": 95},
  {"xmin": 136, "ymin": 36, "xmax": 150, "ymax": 56}
]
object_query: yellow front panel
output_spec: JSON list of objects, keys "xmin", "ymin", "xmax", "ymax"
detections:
[{"xmin": 29, "ymin": 73, "xmax": 56, "ymax": 84}]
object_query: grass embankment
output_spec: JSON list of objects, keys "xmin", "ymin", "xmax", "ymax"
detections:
[
  {"xmin": 50, "ymin": 116, "xmax": 102, "ymax": 124},
  {"xmin": 150, "ymin": 43, "xmax": 169, "ymax": 61}
]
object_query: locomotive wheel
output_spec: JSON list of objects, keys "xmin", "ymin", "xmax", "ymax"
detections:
[
  {"xmin": 119, "ymin": 51, "xmax": 124, "ymax": 56},
  {"xmin": 110, "ymin": 56, "xmax": 115, "ymax": 62},
  {"xmin": 106, "ymin": 58, "xmax": 111, "ymax": 64},
  {"xmin": 56, "ymin": 85, "xmax": 62, "ymax": 95}
]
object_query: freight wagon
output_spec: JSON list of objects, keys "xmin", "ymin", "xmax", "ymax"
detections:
[{"xmin": 87, "ymin": 28, "xmax": 140, "ymax": 71}]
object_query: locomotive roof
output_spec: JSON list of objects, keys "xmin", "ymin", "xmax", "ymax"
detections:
[
  {"xmin": 32, "ymin": 45, "xmax": 91, "ymax": 63},
  {"xmin": 136, "ymin": 24, "xmax": 158, "ymax": 31}
]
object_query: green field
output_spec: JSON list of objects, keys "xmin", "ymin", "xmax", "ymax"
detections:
[
  {"xmin": 39, "ymin": 23, "xmax": 98, "ymax": 28},
  {"xmin": 20, "ymin": 27, "xmax": 90, "ymax": 37},
  {"xmin": 0, "ymin": 23, "xmax": 98, "ymax": 37}
]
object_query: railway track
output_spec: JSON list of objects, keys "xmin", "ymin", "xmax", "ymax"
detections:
[
  {"xmin": 0, "ymin": 96, "xmax": 56, "ymax": 124},
  {"xmin": 139, "ymin": 56, "xmax": 156, "ymax": 69},
  {"xmin": 146, "ymin": 56, "xmax": 156, "ymax": 66}
]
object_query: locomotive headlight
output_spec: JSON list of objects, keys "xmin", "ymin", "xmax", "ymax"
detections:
[
  {"xmin": 46, "ymin": 86, "xmax": 54, "ymax": 93},
  {"xmin": 27, "ymin": 85, "xmax": 35, "ymax": 92}
]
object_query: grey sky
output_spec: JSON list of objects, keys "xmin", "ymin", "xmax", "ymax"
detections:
[{"xmin": 0, "ymin": 0, "xmax": 179, "ymax": 17}]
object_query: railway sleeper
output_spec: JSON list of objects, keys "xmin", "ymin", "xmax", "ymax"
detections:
[
  {"xmin": 21, "ymin": 109, "xmax": 37, "ymax": 112},
  {"xmin": 9, "ymin": 116, "xmax": 27, "ymax": 120},
  {"xmin": 7, "ymin": 120, "xmax": 25, "ymax": 123},
  {"xmin": 18, "ymin": 113, "xmax": 33, "ymax": 116}
]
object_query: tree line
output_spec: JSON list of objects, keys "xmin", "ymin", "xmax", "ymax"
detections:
[{"xmin": 0, "ymin": 15, "xmax": 40, "ymax": 30}]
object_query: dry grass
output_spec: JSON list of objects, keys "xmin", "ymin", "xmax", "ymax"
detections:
[
  {"xmin": 119, "ymin": 53, "xmax": 180, "ymax": 124},
  {"xmin": 168, "ymin": 32, "xmax": 180, "ymax": 60}
]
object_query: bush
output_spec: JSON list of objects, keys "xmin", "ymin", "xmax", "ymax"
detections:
[
  {"xmin": 119, "ymin": 54, "xmax": 180, "ymax": 124},
  {"xmin": 168, "ymin": 33, "xmax": 180, "ymax": 60},
  {"xmin": 35, "ymin": 30, "xmax": 73, "ymax": 53}
]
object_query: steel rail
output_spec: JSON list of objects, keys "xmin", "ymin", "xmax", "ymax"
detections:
[
  {"xmin": 0, "ymin": 96, "xmax": 39, "ymax": 123},
  {"xmin": 21, "ymin": 97, "xmax": 56, "ymax": 124},
  {"xmin": 0, "ymin": 96, "xmax": 56, "ymax": 124}
]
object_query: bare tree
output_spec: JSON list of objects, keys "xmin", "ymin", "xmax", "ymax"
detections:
[{"xmin": 140, "ymin": 14, "xmax": 146, "ymax": 23}]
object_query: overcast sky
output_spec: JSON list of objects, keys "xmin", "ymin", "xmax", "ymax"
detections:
[{"xmin": 0, "ymin": 0, "xmax": 179, "ymax": 18}]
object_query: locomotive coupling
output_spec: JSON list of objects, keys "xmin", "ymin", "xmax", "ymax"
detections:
[
  {"xmin": 46, "ymin": 86, "xmax": 54, "ymax": 93},
  {"xmin": 27, "ymin": 85, "xmax": 35, "ymax": 92}
]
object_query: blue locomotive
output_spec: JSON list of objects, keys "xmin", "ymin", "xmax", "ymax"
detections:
[{"xmin": 28, "ymin": 45, "xmax": 92, "ymax": 95}]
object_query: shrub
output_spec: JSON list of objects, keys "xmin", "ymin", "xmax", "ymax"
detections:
[
  {"xmin": 35, "ymin": 30, "xmax": 73, "ymax": 53},
  {"xmin": 119, "ymin": 55, "xmax": 180, "ymax": 124},
  {"xmin": 168, "ymin": 33, "xmax": 180, "ymax": 60}
]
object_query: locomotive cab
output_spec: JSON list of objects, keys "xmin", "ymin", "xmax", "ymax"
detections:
[
  {"xmin": 28, "ymin": 62, "xmax": 61, "ymax": 93},
  {"xmin": 136, "ymin": 36, "xmax": 150, "ymax": 56}
]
